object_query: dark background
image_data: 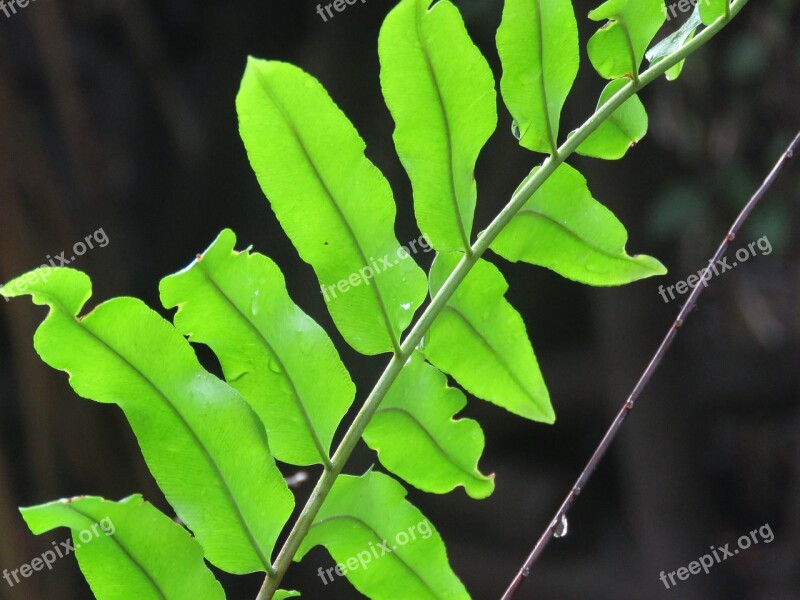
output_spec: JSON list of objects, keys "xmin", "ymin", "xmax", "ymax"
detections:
[{"xmin": 1, "ymin": 0, "xmax": 799, "ymax": 598}]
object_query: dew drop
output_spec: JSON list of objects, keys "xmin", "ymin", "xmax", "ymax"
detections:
[
  {"xmin": 268, "ymin": 358, "xmax": 282, "ymax": 374},
  {"xmin": 522, "ymin": 567, "xmax": 530, "ymax": 577},
  {"xmin": 511, "ymin": 120, "xmax": 521, "ymax": 140},
  {"xmin": 553, "ymin": 514, "xmax": 569, "ymax": 538},
  {"xmin": 401, "ymin": 302, "xmax": 412, "ymax": 311}
]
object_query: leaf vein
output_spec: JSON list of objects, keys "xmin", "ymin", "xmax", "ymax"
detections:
[
  {"xmin": 64, "ymin": 504, "xmax": 169, "ymax": 600},
  {"xmin": 311, "ymin": 514, "xmax": 442, "ymax": 599},
  {"xmin": 375, "ymin": 406, "xmax": 484, "ymax": 484},
  {"xmin": 252, "ymin": 69, "xmax": 401, "ymax": 353},
  {"xmin": 48, "ymin": 299, "xmax": 274, "ymax": 574},
  {"xmin": 414, "ymin": 4, "xmax": 471, "ymax": 252},
  {"xmin": 441, "ymin": 305, "xmax": 536, "ymax": 405},
  {"xmin": 194, "ymin": 260, "xmax": 332, "ymax": 467}
]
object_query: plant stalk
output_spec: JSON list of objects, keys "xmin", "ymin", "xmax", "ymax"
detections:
[{"xmin": 258, "ymin": 1, "xmax": 750, "ymax": 596}]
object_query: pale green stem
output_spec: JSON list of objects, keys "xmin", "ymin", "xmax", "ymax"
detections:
[{"xmin": 257, "ymin": 1, "xmax": 749, "ymax": 596}]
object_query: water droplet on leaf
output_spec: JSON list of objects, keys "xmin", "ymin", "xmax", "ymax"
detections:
[
  {"xmin": 268, "ymin": 358, "xmax": 282, "ymax": 374},
  {"xmin": 511, "ymin": 120, "xmax": 521, "ymax": 140}
]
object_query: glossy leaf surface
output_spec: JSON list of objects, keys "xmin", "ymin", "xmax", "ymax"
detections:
[
  {"xmin": 2, "ymin": 268, "xmax": 294, "ymax": 574},
  {"xmin": 576, "ymin": 79, "xmax": 648, "ymax": 159},
  {"xmin": 237, "ymin": 58, "xmax": 427, "ymax": 355},
  {"xmin": 295, "ymin": 471, "xmax": 470, "ymax": 599},
  {"xmin": 588, "ymin": 0, "xmax": 666, "ymax": 80},
  {"xmin": 379, "ymin": 0, "xmax": 496, "ymax": 253},
  {"xmin": 491, "ymin": 163, "xmax": 666, "ymax": 285},
  {"xmin": 425, "ymin": 254, "xmax": 553, "ymax": 423},
  {"xmin": 21, "ymin": 495, "xmax": 226, "ymax": 600},
  {"xmin": 496, "ymin": 0, "xmax": 579, "ymax": 154},
  {"xmin": 699, "ymin": 0, "xmax": 728, "ymax": 25},
  {"xmin": 161, "ymin": 229, "xmax": 355, "ymax": 467},
  {"xmin": 363, "ymin": 352, "xmax": 494, "ymax": 499}
]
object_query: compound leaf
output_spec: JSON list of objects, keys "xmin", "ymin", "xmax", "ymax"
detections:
[
  {"xmin": 496, "ymin": 0, "xmax": 579, "ymax": 154},
  {"xmin": 295, "ymin": 471, "xmax": 470, "ymax": 600},
  {"xmin": 160, "ymin": 229, "xmax": 355, "ymax": 467},
  {"xmin": 588, "ymin": 0, "xmax": 666, "ymax": 80},
  {"xmin": 491, "ymin": 163, "xmax": 666, "ymax": 285},
  {"xmin": 363, "ymin": 352, "xmax": 494, "ymax": 499},
  {"xmin": 379, "ymin": 0, "xmax": 497, "ymax": 252},
  {"xmin": 237, "ymin": 58, "xmax": 427, "ymax": 355},
  {"xmin": 646, "ymin": 6, "xmax": 702, "ymax": 80},
  {"xmin": 699, "ymin": 0, "xmax": 728, "ymax": 25},
  {"xmin": 576, "ymin": 79, "xmax": 648, "ymax": 159},
  {"xmin": 425, "ymin": 254, "xmax": 553, "ymax": 423},
  {"xmin": 21, "ymin": 495, "xmax": 225, "ymax": 600},
  {"xmin": 1, "ymin": 268, "xmax": 294, "ymax": 574}
]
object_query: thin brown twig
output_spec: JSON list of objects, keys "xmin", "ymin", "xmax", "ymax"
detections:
[{"xmin": 501, "ymin": 129, "xmax": 800, "ymax": 600}]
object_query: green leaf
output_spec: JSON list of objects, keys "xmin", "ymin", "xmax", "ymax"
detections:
[
  {"xmin": 491, "ymin": 163, "xmax": 666, "ymax": 285},
  {"xmin": 295, "ymin": 471, "xmax": 470, "ymax": 600},
  {"xmin": 363, "ymin": 352, "xmax": 494, "ymax": 499},
  {"xmin": 21, "ymin": 495, "xmax": 225, "ymax": 600},
  {"xmin": 237, "ymin": 58, "xmax": 428, "ymax": 355},
  {"xmin": 274, "ymin": 593, "xmax": 300, "ymax": 600},
  {"xmin": 575, "ymin": 79, "xmax": 649, "ymax": 159},
  {"xmin": 587, "ymin": 0, "xmax": 666, "ymax": 80},
  {"xmin": 1, "ymin": 268, "xmax": 294, "ymax": 574},
  {"xmin": 646, "ymin": 7, "xmax": 702, "ymax": 80},
  {"xmin": 699, "ymin": 0, "xmax": 728, "ymax": 25},
  {"xmin": 379, "ymin": 0, "xmax": 497, "ymax": 252},
  {"xmin": 425, "ymin": 254, "xmax": 553, "ymax": 423},
  {"xmin": 160, "ymin": 229, "xmax": 355, "ymax": 467},
  {"xmin": 496, "ymin": 0, "xmax": 579, "ymax": 154}
]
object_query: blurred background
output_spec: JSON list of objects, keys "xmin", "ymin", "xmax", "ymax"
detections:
[{"xmin": 1, "ymin": 0, "xmax": 799, "ymax": 598}]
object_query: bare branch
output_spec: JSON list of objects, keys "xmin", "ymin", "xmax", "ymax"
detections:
[{"xmin": 501, "ymin": 129, "xmax": 800, "ymax": 600}]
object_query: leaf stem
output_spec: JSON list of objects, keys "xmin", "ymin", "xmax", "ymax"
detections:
[
  {"xmin": 499, "ymin": 128, "xmax": 799, "ymax": 600},
  {"xmin": 257, "ymin": 1, "xmax": 749, "ymax": 596}
]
